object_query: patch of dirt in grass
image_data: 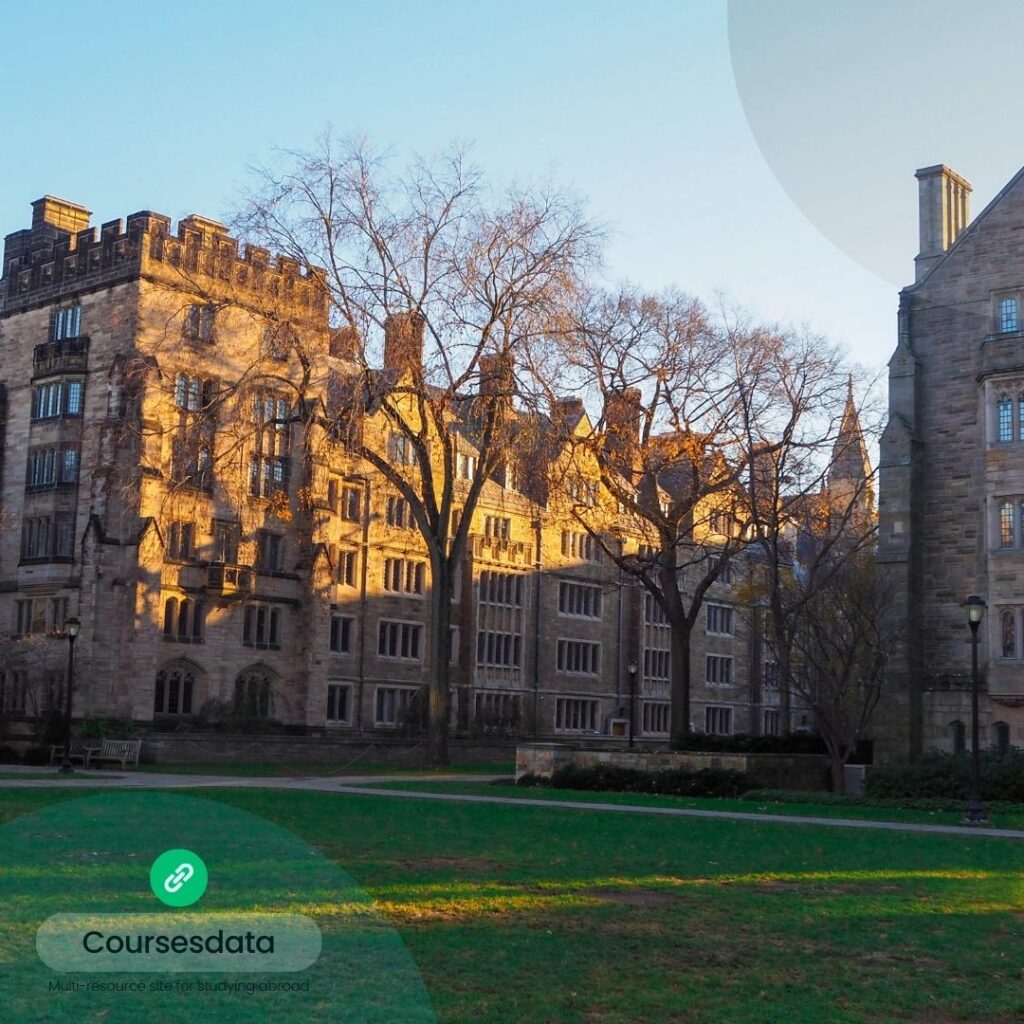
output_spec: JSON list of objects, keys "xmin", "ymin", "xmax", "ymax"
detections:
[
  {"xmin": 591, "ymin": 887, "xmax": 679, "ymax": 908},
  {"xmin": 858, "ymin": 951, "xmax": 944, "ymax": 970},
  {"xmin": 888, "ymin": 1013, "xmax": 1023, "ymax": 1024},
  {"xmin": 396, "ymin": 856, "xmax": 498, "ymax": 872}
]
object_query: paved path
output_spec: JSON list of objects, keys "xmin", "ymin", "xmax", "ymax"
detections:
[{"xmin": 2, "ymin": 767, "xmax": 1023, "ymax": 840}]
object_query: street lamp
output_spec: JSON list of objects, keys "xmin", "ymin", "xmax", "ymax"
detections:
[
  {"xmin": 58, "ymin": 617, "xmax": 81, "ymax": 775},
  {"xmin": 627, "ymin": 661, "xmax": 638, "ymax": 750},
  {"xmin": 963, "ymin": 596, "xmax": 988, "ymax": 826}
]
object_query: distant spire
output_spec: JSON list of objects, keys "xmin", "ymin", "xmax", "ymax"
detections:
[{"xmin": 828, "ymin": 377, "xmax": 874, "ymax": 518}]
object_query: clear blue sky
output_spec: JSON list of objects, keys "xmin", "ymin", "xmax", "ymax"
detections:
[{"xmin": 2, "ymin": 0, "xmax": 1019, "ymax": 382}]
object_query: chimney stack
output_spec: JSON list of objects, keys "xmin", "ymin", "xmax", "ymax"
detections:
[
  {"xmin": 329, "ymin": 325, "xmax": 362, "ymax": 360},
  {"xmin": 605, "ymin": 387, "xmax": 643, "ymax": 444},
  {"xmin": 915, "ymin": 165, "xmax": 972, "ymax": 282},
  {"xmin": 479, "ymin": 352, "xmax": 515, "ymax": 396},
  {"xmin": 383, "ymin": 311, "xmax": 425, "ymax": 376},
  {"xmin": 32, "ymin": 196, "xmax": 91, "ymax": 236}
]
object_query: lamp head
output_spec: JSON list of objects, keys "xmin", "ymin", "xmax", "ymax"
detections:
[
  {"xmin": 65, "ymin": 617, "xmax": 81, "ymax": 639},
  {"xmin": 963, "ymin": 595, "xmax": 986, "ymax": 626},
  {"xmin": 627, "ymin": 661, "xmax": 638, "ymax": 675}
]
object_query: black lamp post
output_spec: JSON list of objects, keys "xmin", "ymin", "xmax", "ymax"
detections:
[
  {"xmin": 58, "ymin": 616, "xmax": 81, "ymax": 775},
  {"xmin": 963, "ymin": 596, "xmax": 988, "ymax": 826},
  {"xmin": 627, "ymin": 661, "xmax": 638, "ymax": 749}
]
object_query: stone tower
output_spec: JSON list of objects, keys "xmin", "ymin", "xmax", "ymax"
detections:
[{"xmin": 879, "ymin": 161, "xmax": 1024, "ymax": 761}]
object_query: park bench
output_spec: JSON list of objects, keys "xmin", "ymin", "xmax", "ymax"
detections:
[
  {"xmin": 90, "ymin": 739, "xmax": 142, "ymax": 769},
  {"xmin": 49, "ymin": 739, "xmax": 90, "ymax": 766}
]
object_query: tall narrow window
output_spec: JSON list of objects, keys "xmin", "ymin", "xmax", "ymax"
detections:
[
  {"xmin": 53, "ymin": 305, "xmax": 82, "ymax": 341},
  {"xmin": 1000, "ymin": 297, "xmax": 1019, "ymax": 333},
  {"xmin": 1002, "ymin": 610, "xmax": 1017, "ymax": 659},
  {"xmin": 998, "ymin": 394, "xmax": 1013, "ymax": 443},
  {"xmin": 1000, "ymin": 501, "xmax": 1015, "ymax": 547}
]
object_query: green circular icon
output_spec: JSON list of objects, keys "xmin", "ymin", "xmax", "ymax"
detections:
[{"xmin": 150, "ymin": 848, "xmax": 208, "ymax": 907}]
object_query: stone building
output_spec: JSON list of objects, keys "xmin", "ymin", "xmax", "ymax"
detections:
[
  {"xmin": 0, "ymin": 195, "xmax": 783, "ymax": 754},
  {"xmin": 879, "ymin": 163, "xmax": 1024, "ymax": 759}
]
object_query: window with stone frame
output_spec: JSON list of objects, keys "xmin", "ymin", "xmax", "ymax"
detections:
[
  {"xmin": 326, "ymin": 682, "xmax": 352, "ymax": 724},
  {"xmin": 334, "ymin": 547, "xmax": 357, "ymax": 587},
  {"xmin": 32, "ymin": 379, "xmax": 84, "ymax": 420},
  {"xmin": 249, "ymin": 391, "xmax": 291, "ymax": 498},
  {"xmin": 166, "ymin": 521, "xmax": 195, "ymax": 562},
  {"xmin": 242, "ymin": 604, "xmax": 281, "ymax": 649},
  {"xmin": 184, "ymin": 303, "xmax": 217, "ymax": 343},
  {"xmin": 234, "ymin": 670, "xmax": 275, "ymax": 718},
  {"xmin": 383, "ymin": 557, "xmax": 426, "ymax": 595},
  {"xmin": 1000, "ymin": 297, "xmax": 1020, "ymax": 334},
  {"xmin": 999, "ymin": 500, "xmax": 1016, "ymax": 548},
  {"xmin": 341, "ymin": 485, "xmax": 362, "ymax": 522},
  {"xmin": 0, "ymin": 670, "xmax": 28, "ymax": 715},
  {"xmin": 705, "ymin": 705, "xmax": 733, "ymax": 735},
  {"xmin": 329, "ymin": 614, "xmax": 354, "ymax": 654},
  {"xmin": 162, "ymin": 596, "xmax": 205, "ymax": 643},
  {"xmin": 154, "ymin": 664, "xmax": 196, "ymax": 715},
  {"xmin": 255, "ymin": 530, "xmax": 284, "ymax": 573},
  {"xmin": 52, "ymin": 304, "xmax": 82, "ymax": 341},
  {"xmin": 212, "ymin": 519, "xmax": 241, "ymax": 563},
  {"xmin": 998, "ymin": 394, "xmax": 1013, "ymax": 443},
  {"xmin": 1001, "ymin": 609, "xmax": 1018, "ymax": 659}
]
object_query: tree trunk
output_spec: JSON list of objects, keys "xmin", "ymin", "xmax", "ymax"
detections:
[
  {"xmin": 425, "ymin": 557, "xmax": 452, "ymax": 767},
  {"xmin": 669, "ymin": 627, "xmax": 692, "ymax": 742}
]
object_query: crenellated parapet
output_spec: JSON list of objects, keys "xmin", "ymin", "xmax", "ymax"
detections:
[{"xmin": 1, "ymin": 196, "xmax": 329, "ymax": 322}]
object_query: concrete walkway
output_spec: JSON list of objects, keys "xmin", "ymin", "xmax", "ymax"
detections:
[{"xmin": 2, "ymin": 766, "xmax": 1023, "ymax": 840}]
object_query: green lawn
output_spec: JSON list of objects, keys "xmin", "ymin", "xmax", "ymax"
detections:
[
  {"xmin": 130, "ymin": 761, "xmax": 514, "ymax": 777},
  {"xmin": 345, "ymin": 779, "xmax": 1024, "ymax": 829},
  {"xmin": 1, "ymin": 785, "xmax": 1023, "ymax": 1023}
]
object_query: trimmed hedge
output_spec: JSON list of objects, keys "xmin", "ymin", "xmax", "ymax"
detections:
[
  {"xmin": 864, "ymin": 750, "xmax": 1024, "ymax": 802},
  {"xmin": 517, "ymin": 762, "xmax": 757, "ymax": 798},
  {"xmin": 740, "ymin": 788, "xmax": 1024, "ymax": 813},
  {"xmin": 671, "ymin": 732, "xmax": 828, "ymax": 755}
]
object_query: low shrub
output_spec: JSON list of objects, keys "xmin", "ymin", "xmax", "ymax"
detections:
[
  {"xmin": 512, "ymin": 773, "xmax": 547, "ymax": 788},
  {"xmin": 21, "ymin": 746, "xmax": 52, "ymax": 766},
  {"xmin": 0, "ymin": 744, "xmax": 21, "ymax": 765},
  {"xmin": 545, "ymin": 762, "xmax": 756, "ymax": 798},
  {"xmin": 78, "ymin": 718, "xmax": 134, "ymax": 740},
  {"xmin": 864, "ymin": 749, "xmax": 1024, "ymax": 802},
  {"xmin": 671, "ymin": 732, "xmax": 828, "ymax": 755},
  {"xmin": 742, "ymin": 787, "xmax": 1024, "ymax": 813}
]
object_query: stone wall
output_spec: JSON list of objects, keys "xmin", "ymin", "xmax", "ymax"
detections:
[{"xmin": 516, "ymin": 743, "xmax": 830, "ymax": 790}]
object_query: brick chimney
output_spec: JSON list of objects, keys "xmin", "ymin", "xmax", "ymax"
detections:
[
  {"xmin": 32, "ymin": 196, "xmax": 91, "ymax": 236},
  {"xmin": 479, "ymin": 352, "xmax": 515, "ymax": 396},
  {"xmin": 605, "ymin": 387, "xmax": 643, "ymax": 443},
  {"xmin": 552, "ymin": 397, "xmax": 585, "ymax": 429},
  {"xmin": 329, "ymin": 325, "xmax": 361, "ymax": 360},
  {"xmin": 914, "ymin": 165, "xmax": 972, "ymax": 282},
  {"xmin": 4, "ymin": 196, "xmax": 93, "ymax": 270},
  {"xmin": 383, "ymin": 311, "xmax": 425, "ymax": 375}
]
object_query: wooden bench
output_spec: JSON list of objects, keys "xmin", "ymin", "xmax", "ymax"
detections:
[
  {"xmin": 49, "ymin": 739, "xmax": 91, "ymax": 766},
  {"xmin": 91, "ymin": 739, "xmax": 142, "ymax": 769}
]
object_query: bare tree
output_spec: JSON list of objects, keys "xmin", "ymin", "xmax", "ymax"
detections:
[
  {"xmin": 772, "ymin": 538, "xmax": 896, "ymax": 790},
  {"xmin": 532, "ymin": 287, "xmax": 855, "ymax": 739},
  {"xmin": 235, "ymin": 134, "xmax": 601, "ymax": 765}
]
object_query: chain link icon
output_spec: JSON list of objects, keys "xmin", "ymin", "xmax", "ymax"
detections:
[{"xmin": 163, "ymin": 862, "xmax": 195, "ymax": 894}]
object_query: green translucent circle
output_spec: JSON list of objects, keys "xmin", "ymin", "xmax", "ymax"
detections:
[
  {"xmin": 150, "ymin": 848, "xmax": 209, "ymax": 907},
  {"xmin": 0, "ymin": 791, "xmax": 437, "ymax": 1023}
]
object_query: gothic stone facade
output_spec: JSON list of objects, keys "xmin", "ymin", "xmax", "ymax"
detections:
[
  {"xmin": 0, "ymin": 196, "xmax": 780, "ymax": 750},
  {"xmin": 880, "ymin": 164, "xmax": 1024, "ymax": 759}
]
